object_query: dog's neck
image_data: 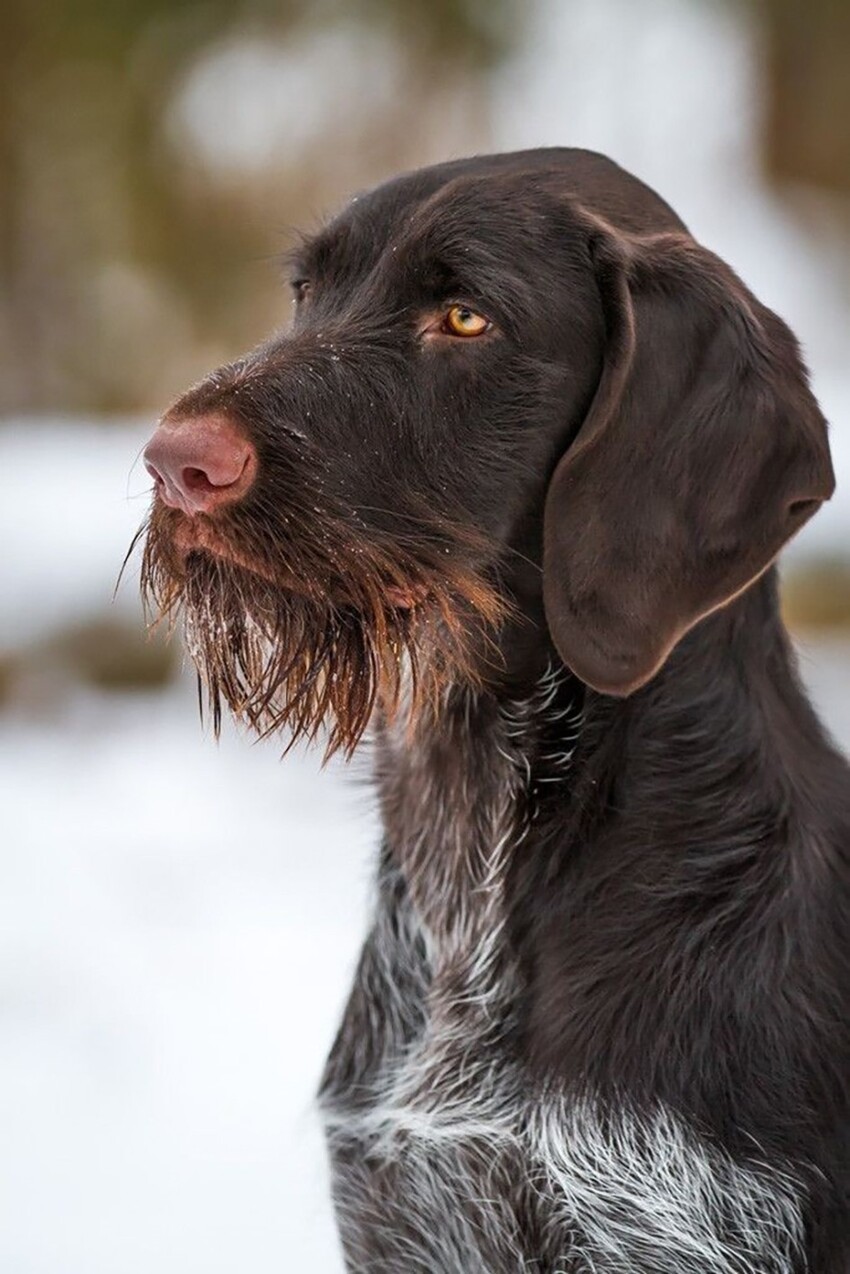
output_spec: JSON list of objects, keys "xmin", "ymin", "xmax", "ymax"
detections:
[
  {"xmin": 374, "ymin": 569, "xmax": 833, "ymax": 936},
  {"xmin": 584, "ymin": 569, "xmax": 830, "ymax": 833},
  {"xmin": 373, "ymin": 658, "xmax": 582, "ymax": 966}
]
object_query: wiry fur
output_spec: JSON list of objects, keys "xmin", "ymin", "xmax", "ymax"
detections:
[
  {"xmin": 320, "ymin": 670, "xmax": 808, "ymax": 1274},
  {"xmin": 140, "ymin": 453, "xmax": 504, "ymax": 756},
  {"xmin": 135, "ymin": 148, "xmax": 850, "ymax": 1270}
]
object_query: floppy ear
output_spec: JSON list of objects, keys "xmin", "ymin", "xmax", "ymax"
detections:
[{"xmin": 542, "ymin": 227, "xmax": 835, "ymax": 696}]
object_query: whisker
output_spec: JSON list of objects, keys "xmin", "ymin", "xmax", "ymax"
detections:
[
  {"xmin": 136, "ymin": 481, "xmax": 506, "ymax": 759},
  {"xmin": 115, "ymin": 520, "xmax": 149, "ymax": 600}
]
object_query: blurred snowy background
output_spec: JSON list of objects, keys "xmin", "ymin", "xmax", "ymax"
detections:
[{"xmin": 2, "ymin": 2, "xmax": 849, "ymax": 1270}]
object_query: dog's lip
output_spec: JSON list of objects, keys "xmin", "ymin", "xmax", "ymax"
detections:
[
  {"xmin": 170, "ymin": 516, "xmax": 285, "ymax": 587},
  {"xmin": 164, "ymin": 515, "xmax": 427, "ymax": 610}
]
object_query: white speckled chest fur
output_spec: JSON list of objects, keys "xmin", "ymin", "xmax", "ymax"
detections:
[
  {"xmin": 319, "ymin": 672, "xmax": 805, "ymax": 1274},
  {"xmin": 138, "ymin": 144, "xmax": 850, "ymax": 1272}
]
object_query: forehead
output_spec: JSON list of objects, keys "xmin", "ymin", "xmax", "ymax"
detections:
[
  {"xmin": 292, "ymin": 149, "xmax": 685, "ymax": 293},
  {"xmin": 293, "ymin": 170, "xmax": 587, "ymax": 322},
  {"xmin": 302, "ymin": 174, "xmax": 536, "ymax": 270}
]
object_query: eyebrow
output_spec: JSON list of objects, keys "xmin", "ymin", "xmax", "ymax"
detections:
[
  {"xmin": 410, "ymin": 240, "xmax": 528, "ymax": 323},
  {"xmin": 286, "ymin": 225, "xmax": 348, "ymax": 283},
  {"xmin": 288, "ymin": 217, "xmax": 531, "ymax": 335}
]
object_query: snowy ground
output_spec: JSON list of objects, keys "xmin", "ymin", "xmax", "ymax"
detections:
[
  {"xmin": 3, "ymin": 1, "xmax": 850, "ymax": 1267},
  {"xmin": 0, "ymin": 684, "xmax": 378, "ymax": 1274},
  {"xmin": 1, "ymin": 651, "xmax": 849, "ymax": 1274}
]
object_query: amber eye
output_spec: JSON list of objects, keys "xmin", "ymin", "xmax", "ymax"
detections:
[{"xmin": 442, "ymin": 304, "xmax": 490, "ymax": 337}]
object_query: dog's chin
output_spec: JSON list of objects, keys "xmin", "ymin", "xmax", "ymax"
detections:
[
  {"xmin": 153, "ymin": 510, "xmax": 427, "ymax": 613},
  {"xmin": 138, "ymin": 498, "xmax": 506, "ymax": 757},
  {"xmin": 168, "ymin": 515, "xmax": 302, "ymax": 595}
]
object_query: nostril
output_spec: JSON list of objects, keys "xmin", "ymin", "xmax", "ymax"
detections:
[
  {"xmin": 143, "ymin": 413, "xmax": 256, "ymax": 513},
  {"xmin": 182, "ymin": 466, "xmax": 218, "ymax": 494}
]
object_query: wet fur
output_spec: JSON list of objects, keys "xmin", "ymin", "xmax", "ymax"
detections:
[
  {"xmin": 141, "ymin": 451, "xmax": 504, "ymax": 754},
  {"xmin": 137, "ymin": 149, "xmax": 850, "ymax": 1270}
]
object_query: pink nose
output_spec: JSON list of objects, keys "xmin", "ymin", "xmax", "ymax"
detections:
[{"xmin": 144, "ymin": 414, "xmax": 256, "ymax": 515}]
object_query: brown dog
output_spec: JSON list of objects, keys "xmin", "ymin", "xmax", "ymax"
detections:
[{"xmin": 140, "ymin": 149, "xmax": 849, "ymax": 1272}]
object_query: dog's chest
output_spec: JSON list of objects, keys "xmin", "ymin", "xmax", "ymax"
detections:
[{"xmin": 319, "ymin": 686, "xmax": 805, "ymax": 1274}]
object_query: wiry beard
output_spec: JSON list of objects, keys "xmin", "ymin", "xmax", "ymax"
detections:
[{"xmin": 137, "ymin": 495, "xmax": 505, "ymax": 759}]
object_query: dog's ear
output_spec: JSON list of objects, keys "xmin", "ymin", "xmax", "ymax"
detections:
[{"xmin": 542, "ymin": 227, "xmax": 834, "ymax": 696}]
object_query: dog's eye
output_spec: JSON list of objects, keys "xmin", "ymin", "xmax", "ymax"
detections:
[
  {"xmin": 292, "ymin": 280, "xmax": 312, "ymax": 303},
  {"xmin": 442, "ymin": 305, "xmax": 490, "ymax": 338}
]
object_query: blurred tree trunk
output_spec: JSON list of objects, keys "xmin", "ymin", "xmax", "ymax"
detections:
[{"xmin": 761, "ymin": 0, "xmax": 850, "ymax": 197}]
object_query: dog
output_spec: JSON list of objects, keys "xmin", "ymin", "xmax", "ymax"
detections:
[{"xmin": 139, "ymin": 148, "xmax": 850, "ymax": 1272}]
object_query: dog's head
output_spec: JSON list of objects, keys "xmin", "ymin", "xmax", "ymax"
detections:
[{"xmin": 138, "ymin": 148, "xmax": 834, "ymax": 753}]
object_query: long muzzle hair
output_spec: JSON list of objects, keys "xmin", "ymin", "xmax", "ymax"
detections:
[{"xmin": 137, "ymin": 430, "xmax": 505, "ymax": 758}]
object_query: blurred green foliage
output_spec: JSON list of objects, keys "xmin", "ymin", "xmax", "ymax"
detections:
[
  {"xmin": 0, "ymin": 0, "xmax": 517, "ymax": 414},
  {"xmin": 0, "ymin": 618, "xmax": 178, "ymax": 710},
  {"xmin": 3, "ymin": 0, "xmax": 850, "ymax": 415}
]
